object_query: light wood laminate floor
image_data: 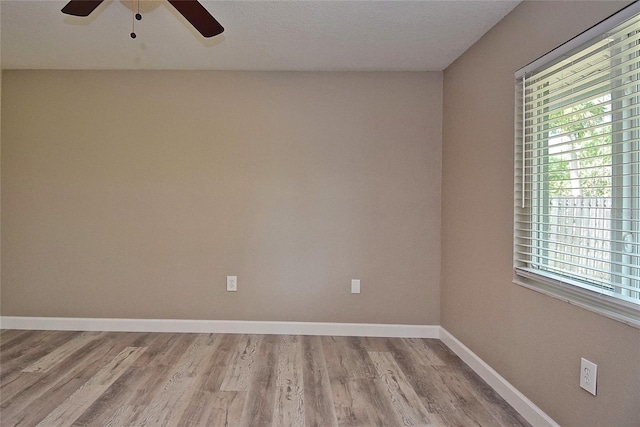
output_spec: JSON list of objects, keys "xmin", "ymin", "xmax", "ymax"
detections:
[{"xmin": 0, "ymin": 330, "xmax": 530, "ymax": 426}]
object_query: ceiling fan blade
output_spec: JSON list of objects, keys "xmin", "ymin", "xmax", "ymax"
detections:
[
  {"xmin": 167, "ymin": 0, "xmax": 224, "ymax": 38},
  {"xmin": 61, "ymin": 0, "xmax": 104, "ymax": 17}
]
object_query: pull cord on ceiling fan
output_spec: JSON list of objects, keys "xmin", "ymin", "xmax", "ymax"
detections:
[{"xmin": 61, "ymin": 0, "xmax": 225, "ymax": 39}]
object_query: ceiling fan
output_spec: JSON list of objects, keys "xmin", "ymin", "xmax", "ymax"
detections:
[{"xmin": 61, "ymin": 0, "xmax": 224, "ymax": 38}]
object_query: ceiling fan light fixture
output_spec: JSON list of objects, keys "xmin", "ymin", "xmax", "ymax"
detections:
[{"xmin": 61, "ymin": 0, "xmax": 224, "ymax": 38}]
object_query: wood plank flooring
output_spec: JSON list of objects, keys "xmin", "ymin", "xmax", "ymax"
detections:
[{"xmin": 0, "ymin": 330, "xmax": 530, "ymax": 426}]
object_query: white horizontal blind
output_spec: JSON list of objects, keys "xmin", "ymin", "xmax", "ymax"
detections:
[{"xmin": 515, "ymin": 4, "xmax": 640, "ymax": 321}]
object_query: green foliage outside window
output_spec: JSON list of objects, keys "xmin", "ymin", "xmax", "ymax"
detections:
[{"xmin": 546, "ymin": 99, "xmax": 612, "ymax": 197}]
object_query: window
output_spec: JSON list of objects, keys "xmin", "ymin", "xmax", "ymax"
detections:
[{"xmin": 515, "ymin": 3, "xmax": 640, "ymax": 328}]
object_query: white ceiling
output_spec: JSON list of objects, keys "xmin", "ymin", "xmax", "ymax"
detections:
[{"xmin": 1, "ymin": 0, "xmax": 520, "ymax": 71}]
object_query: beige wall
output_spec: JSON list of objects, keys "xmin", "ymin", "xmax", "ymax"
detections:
[
  {"xmin": 442, "ymin": 1, "xmax": 640, "ymax": 426},
  {"xmin": 1, "ymin": 70, "xmax": 442, "ymax": 325}
]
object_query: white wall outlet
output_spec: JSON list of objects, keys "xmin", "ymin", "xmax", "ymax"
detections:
[
  {"xmin": 351, "ymin": 279, "xmax": 361, "ymax": 294},
  {"xmin": 580, "ymin": 357, "xmax": 597, "ymax": 396},
  {"xmin": 226, "ymin": 276, "xmax": 237, "ymax": 292}
]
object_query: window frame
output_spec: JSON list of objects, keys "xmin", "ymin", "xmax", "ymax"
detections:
[{"xmin": 514, "ymin": 2, "xmax": 640, "ymax": 329}]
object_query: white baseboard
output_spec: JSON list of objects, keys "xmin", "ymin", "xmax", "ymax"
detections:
[
  {"xmin": 0, "ymin": 316, "xmax": 556, "ymax": 427},
  {"xmin": 439, "ymin": 328, "xmax": 560, "ymax": 427},
  {"xmin": 0, "ymin": 316, "xmax": 439, "ymax": 338}
]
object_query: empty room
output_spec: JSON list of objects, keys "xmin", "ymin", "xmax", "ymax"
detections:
[{"xmin": 1, "ymin": 1, "xmax": 639, "ymax": 426}]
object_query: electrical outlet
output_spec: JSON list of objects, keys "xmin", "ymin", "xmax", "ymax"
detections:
[
  {"xmin": 580, "ymin": 357, "xmax": 597, "ymax": 396},
  {"xmin": 351, "ymin": 279, "xmax": 360, "ymax": 294},
  {"xmin": 226, "ymin": 276, "xmax": 237, "ymax": 292}
]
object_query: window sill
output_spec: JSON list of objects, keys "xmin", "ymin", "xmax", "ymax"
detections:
[{"xmin": 514, "ymin": 268, "xmax": 640, "ymax": 329}]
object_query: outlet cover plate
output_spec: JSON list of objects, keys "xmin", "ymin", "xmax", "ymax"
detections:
[
  {"xmin": 226, "ymin": 276, "xmax": 237, "ymax": 292},
  {"xmin": 580, "ymin": 357, "xmax": 597, "ymax": 395},
  {"xmin": 351, "ymin": 279, "xmax": 361, "ymax": 294}
]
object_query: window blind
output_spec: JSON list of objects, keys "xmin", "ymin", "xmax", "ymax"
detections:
[{"xmin": 514, "ymin": 2, "xmax": 640, "ymax": 327}]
